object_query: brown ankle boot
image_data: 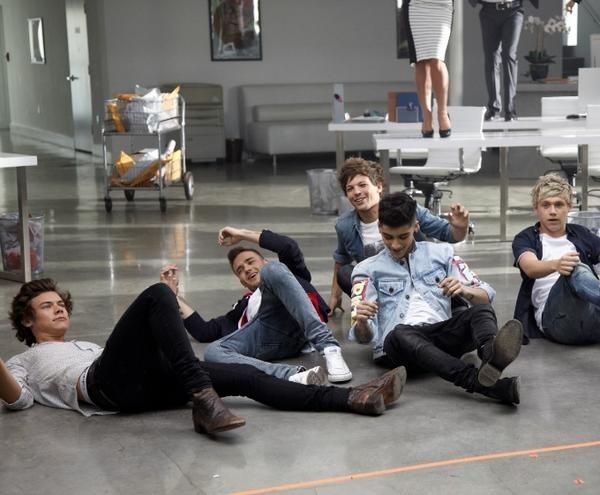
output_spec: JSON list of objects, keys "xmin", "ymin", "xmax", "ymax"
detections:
[
  {"xmin": 347, "ymin": 367, "xmax": 407, "ymax": 416},
  {"xmin": 192, "ymin": 388, "xmax": 246, "ymax": 434}
]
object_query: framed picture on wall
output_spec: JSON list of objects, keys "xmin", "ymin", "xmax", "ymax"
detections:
[
  {"xmin": 209, "ymin": 0, "xmax": 262, "ymax": 61},
  {"xmin": 396, "ymin": 1, "xmax": 409, "ymax": 59},
  {"xmin": 28, "ymin": 17, "xmax": 46, "ymax": 64}
]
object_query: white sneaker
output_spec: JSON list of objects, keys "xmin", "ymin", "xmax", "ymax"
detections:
[
  {"xmin": 323, "ymin": 346, "xmax": 353, "ymax": 383},
  {"xmin": 288, "ymin": 366, "xmax": 328, "ymax": 385}
]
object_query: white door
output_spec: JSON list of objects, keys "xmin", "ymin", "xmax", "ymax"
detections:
[
  {"xmin": 65, "ymin": 0, "xmax": 92, "ymax": 152},
  {"xmin": 0, "ymin": 6, "xmax": 10, "ymax": 130}
]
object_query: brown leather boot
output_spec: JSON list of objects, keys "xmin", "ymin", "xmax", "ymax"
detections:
[
  {"xmin": 192, "ymin": 388, "xmax": 246, "ymax": 434},
  {"xmin": 347, "ymin": 367, "xmax": 407, "ymax": 416}
]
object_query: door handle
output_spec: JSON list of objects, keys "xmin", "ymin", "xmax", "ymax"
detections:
[{"xmin": 66, "ymin": 74, "xmax": 79, "ymax": 82}]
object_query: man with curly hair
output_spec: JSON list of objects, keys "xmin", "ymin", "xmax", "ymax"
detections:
[
  {"xmin": 330, "ymin": 157, "xmax": 470, "ymax": 313},
  {"xmin": 1, "ymin": 279, "xmax": 406, "ymax": 435}
]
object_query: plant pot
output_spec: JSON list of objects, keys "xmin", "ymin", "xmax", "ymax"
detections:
[{"xmin": 529, "ymin": 63, "xmax": 549, "ymax": 81}]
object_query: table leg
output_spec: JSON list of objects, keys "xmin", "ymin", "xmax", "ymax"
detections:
[
  {"xmin": 335, "ymin": 131, "xmax": 345, "ymax": 175},
  {"xmin": 579, "ymin": 144, "xmax": 589, "ymax": 211},
  {"xmin": 499, "ymin": 147, "xmax": 509, "ymax": 242},
  {"xmin": 17, "ymin": 167, "xmax": 32, "ymax": 282},
  {"xmin": 382, "ymin": 149, "xmax": 390, "ymax": 195}
]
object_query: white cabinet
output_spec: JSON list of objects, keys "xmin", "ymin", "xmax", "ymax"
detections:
[{"xmin": 162, "ymin": 83, "xmax": 225, "ymax": 162}]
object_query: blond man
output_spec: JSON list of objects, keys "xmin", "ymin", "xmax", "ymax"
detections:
[{"xmin": 513, "ymin": 174, "xmax": 600, "ymax": 344}]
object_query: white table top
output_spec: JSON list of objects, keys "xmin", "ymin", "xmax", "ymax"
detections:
[
  {"xmin": 328, "ymin": 116, "xmax": 586, "ymax": 132},
  {"xmin": 0, "ymin": 152, "xmax": 38, "ymax": 168},
  {"xmin": 373, "ymin": 128, "xmax": 600, "ymax": 150}
]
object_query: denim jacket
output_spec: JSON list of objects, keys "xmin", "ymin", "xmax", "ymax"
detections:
[
  {"xmin": 349, "ymin": 242, "xmax": 495, "ymax": 360},
  {"xmin": 333, "ymin": 205, "xmax": 456, "ymax": 265}
]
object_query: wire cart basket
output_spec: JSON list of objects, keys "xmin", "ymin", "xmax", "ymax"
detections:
[{"xmin": 102, "ymin": 91, "xmax": 193, "ymax": 212}]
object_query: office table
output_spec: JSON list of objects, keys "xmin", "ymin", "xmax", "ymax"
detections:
[
  {"xmin": 0, "ymin": 152, "xmax": 38, "ymax": 282},
  {"xmin": 373, "ymin": 129, "xmax": 600, "ymax": 241},
  {"xmin": 329, "ymin": 116, "xmax": 586, "ymax": 175}
]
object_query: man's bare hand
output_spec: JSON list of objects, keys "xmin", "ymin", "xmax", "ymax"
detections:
[
  {"xmin": 160, "ymin": 264, "xmax": 179, "ymax": 295},
  {"xmin": 351, "ymin": 300, "xmax": 378, "ymax": 323},
  {"xmin": 447, "ymin": 203, "xmax": 470, "ymax": 241},
  {"xmin": 556, "ymin": 252, "xmax": 580, "ymax": 276},
  {"xmin": 439, "ymin": 277, "xmax": 464, "ymax": 298},
  {"xmin": 218, "ymin": 226, "xmax": 245, "ymax": 246},
  {"xmin": 328, "ymin": 293, "xmax": 344, "ymax": 316}
]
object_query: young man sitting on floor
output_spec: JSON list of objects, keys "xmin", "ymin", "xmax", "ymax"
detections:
[
  {"xmin": 0, "ymin": 279, "xmax": 406, "ymax": 435},
  {"xmin": 329, "ymin": 157, "xmax": 471, "ymax": 314},
  {"xmin": 513, "ymin": 174, "xmax": 600, "ymax": 344},
  {"xmin": 349, "ymin": 192, "xmax": 523, "ymax": 405},
  {"xmin": 162, "ymin": 226, "xmax": 352, "ymax": 385}
]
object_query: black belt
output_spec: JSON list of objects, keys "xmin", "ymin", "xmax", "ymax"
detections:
[
  {"xmin": 483, "ymin": 1, "xmax": 522, "ymax": 10},
  {"xmin": 86, "ymin": 357, "xmax": 120, "ymax": 411}
]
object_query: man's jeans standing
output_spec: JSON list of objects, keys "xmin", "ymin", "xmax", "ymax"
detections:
[
  {"xmin": 204, "ymin": 262, "xmax": 340, "ymax": 380},
  {"xmin": 542, "ymin": 263, "xmax": 600, "ymax": 344}
]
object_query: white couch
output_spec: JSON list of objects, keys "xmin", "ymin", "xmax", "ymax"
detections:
[{"xmin": 238, "ymin": 81, "xmax": 416, "ymax": 169}]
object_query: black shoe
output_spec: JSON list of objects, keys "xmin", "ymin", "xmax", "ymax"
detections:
[
  {"xmin": 476, "ymin": 377, "xmax": 520, "ymax": 405},
  {"xmin": 439, "ymin": 128, "xmax": 451, "ymax": 138},
  {"xmin": 504, "ymin": 111, "xmax": 517, "ymax": 122},
  {"xmin": 421, "ymin": 129, "xmax": 434, "ymax": 138},
  {"xmin": 478, "ymin": 319, "xmax": 523, "ymax": 387},
  {"xmin": 484, "ymin": 109, "xmax": 497, "ymax": 121}
]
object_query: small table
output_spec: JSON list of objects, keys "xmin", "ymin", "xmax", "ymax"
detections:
[
  {"xmin": 0, "ymin": 152, "xmax": 38, "ymax": 282},
  {"xmin": 373, "ymin": 128, "xmax": 600, "ymax": 241}
]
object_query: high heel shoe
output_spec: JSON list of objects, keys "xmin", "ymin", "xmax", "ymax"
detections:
[
  {"xmin": 421, "ymin": 129, "xmax": 434, "ymax": 138},
  {"xmin": 439, "ymin": 113, "xmax": 451, "ymax": 138}
]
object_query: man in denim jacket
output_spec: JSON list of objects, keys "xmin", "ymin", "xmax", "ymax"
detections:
[
  {"xmin": 329, "ymin": 158, "xmax": 470, "ymax": 314},
  {"xmin": 350, "ymin": 192, "xmax": 523, "ymax": 405}
]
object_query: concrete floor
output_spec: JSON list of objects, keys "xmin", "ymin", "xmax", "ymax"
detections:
[{"xmin": 1, "ymin": 132, "xmax": 600, "ymax": 495}]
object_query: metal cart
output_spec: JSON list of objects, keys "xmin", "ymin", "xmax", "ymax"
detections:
[{"xmin": 102, "ymin": 93, "xmax": 194, "ymax": 212}]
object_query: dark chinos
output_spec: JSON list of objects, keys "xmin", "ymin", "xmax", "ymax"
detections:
[
  {"xmin": 469, "ymin": 0, "xmax": 539, "ymax": 118},
  {"xmin": 86, "ymin": 283, "xmax": 351, "ymax": 413}
]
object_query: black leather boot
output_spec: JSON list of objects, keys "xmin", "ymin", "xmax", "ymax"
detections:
[
  {"xmin": 192, "ymin": 388, "xmax": 246, "ymax": 434},
  {"xmin": 474, "ymin": 377, "xmax": 520, "ymax": 405},
  {"xmin": 347, "ymin": 367, "xmax": 406, "ymax": 415},
  {"xmin": 478, "ymin": 319, "xmax": 523, "ymax": 387}
]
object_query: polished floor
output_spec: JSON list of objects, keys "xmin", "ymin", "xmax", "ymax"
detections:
[{"xmin": 1, "ymin": 132, "xmax": 600, "ymax": 495}]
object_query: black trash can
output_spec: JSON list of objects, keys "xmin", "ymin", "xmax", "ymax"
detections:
[{"xmin": 225, "ymin": 138, "xmax": 244, "ymax": 163}]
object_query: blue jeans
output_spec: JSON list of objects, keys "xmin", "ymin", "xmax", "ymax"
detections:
[
  {"xmin": 542, "ymin": 264, "xmax": 600, "ymax": 345},
  {"xmin": 204, "ymin": 261, "xmax": 340, "ymax": 379}
]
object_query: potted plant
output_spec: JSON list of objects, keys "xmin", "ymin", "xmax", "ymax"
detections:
[{"xmin": 523, "ymin": 15, "xmax": 568, "ymax": 81}]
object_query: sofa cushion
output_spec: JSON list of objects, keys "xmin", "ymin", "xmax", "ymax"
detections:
[{"xmin": 253, "ymin": 104, "xmax": 330, "ymax": 122}]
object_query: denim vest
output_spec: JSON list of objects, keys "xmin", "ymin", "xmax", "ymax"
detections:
[
  {"xmin": 349, "ymin": 242, "xmax": 495, "ymax": 360},
  {"xmin": 333, "ymin": 205, "xmax": 455, "ymax": 265}
]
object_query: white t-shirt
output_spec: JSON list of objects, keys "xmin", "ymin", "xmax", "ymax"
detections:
[
  {"xmin": 531, "ymin": 234, "xmax": 577, "ymax": 330},
  {"xmin": 360, "ymin": 219, "xmax": 383, "ymax": 258},
  {"xmin": 238, "ymin": 288, "xmax": 262, "ymax": 327},
  {"xmin": 404, "ymin": 283, "xmax": 445, "ymax": 326}
]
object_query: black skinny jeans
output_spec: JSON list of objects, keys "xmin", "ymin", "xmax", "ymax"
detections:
[
  {"xmin": 383, "ymin": 304, "xmax": 498, "ymax": 386},
  {"xmin": 89, "ymin": 284, "xmax": 350, "ymax": 413}
]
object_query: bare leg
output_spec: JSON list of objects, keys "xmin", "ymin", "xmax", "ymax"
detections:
[
  {"xmin": 415, "ymin": 61, "xmax": 433, "ymax": 133},
  {"xmin": 430, "ymin": 58, "xmax": 451, "ymax": 130}
]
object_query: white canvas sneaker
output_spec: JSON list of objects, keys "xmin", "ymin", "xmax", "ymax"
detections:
[
  {"xmin": 288, "ymin": 366, "xmax": 328, "ymax": 385},
  {"xmin": 323, "ymin": 346, "xmax": 353, "ymax": 383}
]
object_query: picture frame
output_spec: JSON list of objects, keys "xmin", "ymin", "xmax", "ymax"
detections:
[
  {"xmin": 28, "ymin": 17, "xmax": 46, "ymax": 64},
  {"xmin": 209, "ymin": 0, "xmax": 262, "ymax": 61},
  {"xmin": 396, "ymin": 1, "xmax": 409, "ymax": 59}
]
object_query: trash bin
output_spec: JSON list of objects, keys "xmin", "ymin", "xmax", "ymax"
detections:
[
  {"xmin": 306, "ymin": 168, "xmax": 338, "ymax": 215},
  {"xmin": 225, "ymin": 138, "xmax": 244, "ymax": 163},
  {"xmin": 568, "ymin": 210, "xmax": 600, "ymax": 236},
  {"xmin": 0, "ymin": 213, "xmax": 45, "ymax": 275}
]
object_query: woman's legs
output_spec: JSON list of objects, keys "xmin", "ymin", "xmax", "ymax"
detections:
[
  {"xmin": 415, "ymin": 60, "xmax": 432, "ymax": 133},
  {"xmin": 429, "ymin": 58, "xmax": 450, "ymax": 130}
]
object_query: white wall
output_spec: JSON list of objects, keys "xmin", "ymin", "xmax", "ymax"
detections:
[{"xmin": 97, "ymin": 0, "xmax": 414, "ymax": 138}]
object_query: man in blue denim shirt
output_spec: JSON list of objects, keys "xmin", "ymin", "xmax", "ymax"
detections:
[
  {"xmin": 513, "ymin": 174, "xmax": 600, "ymax": 344},
  {"xmin": 329, "ymin": 158, "xmax": 470, "ymax": 314},
  {"xmin": 350, "ymin": 192, "xmax": 523, "ymax": 405}
]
